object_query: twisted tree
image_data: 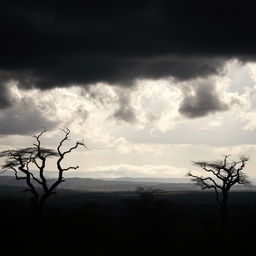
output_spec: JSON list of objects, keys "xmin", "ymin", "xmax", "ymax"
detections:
[
  {"xmin": 0, "ymin": 128, "xmax": 86, "ymax": 211},
  {"xmin": 188, "ymin": 155, "xmax": 250, "ymax": 231}
]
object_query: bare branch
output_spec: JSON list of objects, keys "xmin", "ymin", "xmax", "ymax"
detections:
[
  {"xmin": 222, "ymin": 155, "xmax": 230, "ymax": 169},
  {"xmin": 29, "ymin": 172, "xmax": 43, "ymax": 185},
  {"xmin": 62, "ymin": 166, "xmax": 79, "ymax": 172},
  {"xmin": 33, "ymin": 128, "xmax": 47, "ymax": 147},
  {"xmin": 12, "ymin": 168, "xmax": 27, "ymax": 180},
  {"xmin": 33, "ymin": 158, "xmax": 41, "ymax": 169},
  {"xmin": 57, "ymin": 127, "xmax": 71, "ymax": 155},
  {"xmin": 193, "ymin": 161, "xmax": 225, "ymax": 181},
  {"xmin": 188, "ymin": 172, "xmax": 220, "ymax": 203},
  {"xmin": 62, "ymin": 141, "xmax": 86, "ymax": 157},
  {"xmin": 188, "ymin": 172, "xmax": 222, "ymax": 190}
]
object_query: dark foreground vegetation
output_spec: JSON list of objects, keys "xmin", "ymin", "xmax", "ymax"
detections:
[{"xmin": 1, "ymin": 188, "xmax": 256, "ymax": 256}]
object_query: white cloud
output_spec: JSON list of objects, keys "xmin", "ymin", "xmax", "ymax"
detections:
[
  {"xmin": 240, "ymin": 112, "xmax": 256, "ymax": 131},
  {"xmin": 248, "ymin": 62, "xmax": 256, "ymax": 82},
  {"xmin": 199, "ymin": 116, "xmax": 223, "ymax": 130},
  {"xmin": 85, "ymin": 164, "xmax": 188, "ymax": 179}
]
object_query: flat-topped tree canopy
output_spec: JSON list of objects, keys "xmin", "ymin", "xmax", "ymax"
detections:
[{"xmin": 0, "ymin": 147, "xmax": 58, "ymax": 170}]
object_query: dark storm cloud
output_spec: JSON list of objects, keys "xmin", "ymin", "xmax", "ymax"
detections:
[
  {"xmin": 0, "ymin": 98, "xmax": 58, "ymax": 135},
  {"xmin": 1, "ymin": 0, "xmax": 256, "ymax": 115},
  {"xmin": 86, "ymin": 85, "xmax": 138, "ymax": 124},
  {"xmin": 0, "ymin": 110, "xmax": 57, "ymax": 135},
  {"xmin": 113, "ymin": 92, "xmax": 137, "ymax": 124},
  {"xmin": 0, "ymin": 83, "xmax": 13, "ymax": 109},
  {"xmin": 179, "ymin": 80, "xmax": 229, "ymax": 118},
  {"xmin": 1, "ymin": 1, "xmax": 256, "ymax": 85},
  {"xmin": 1, "ymin": 55, "xmax": 225, "ymax": 91}
]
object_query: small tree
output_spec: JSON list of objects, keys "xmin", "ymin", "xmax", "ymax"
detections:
[
  {"xmin": 0, "ymin": 127, "xmax": 86, "ymax": 211},
  {"xmin": 187, "ymin": 155, "xmax": 249, "ymax": 231}
]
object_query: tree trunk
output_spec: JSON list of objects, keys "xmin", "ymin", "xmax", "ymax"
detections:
[
  {"xmin": 38, "ymin": 193, "xmax": 51, "ymax": 217},
  {"xmin": 220, "ymin": 191, "xmax": 228, "ymax": 232},
  {"xmin": 28, "ymin": 194, "xmax": 50, "ymax": 253}
]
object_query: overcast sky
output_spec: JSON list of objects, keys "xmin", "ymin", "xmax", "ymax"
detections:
[{"xmin": 1, "ymin": 1, "xmax": 256, "ymax": 180}]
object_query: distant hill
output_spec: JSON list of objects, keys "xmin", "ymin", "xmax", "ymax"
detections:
[
  {"xmin": 104, "ymin": 177, "xmax": 191, "ymax": 183},
  {"xmin": 0, "ymin": 176, "xmax": 199, "ymax": 191},
  {"xmin": 60, "ymin": 177, "xmax": 200, "ymax": 191},
  {"xmin": 0, "ymin": 175, "xmax": 255, "ymax": 192}
]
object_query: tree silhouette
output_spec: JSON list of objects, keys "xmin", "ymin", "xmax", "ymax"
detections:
[
  {"xmin": 187, "ymin": 155, "xmax": 249, "ymax": 231},
  {"xmin": 0, "ymin": 127, "xmax": 86, "ymax": 211}
]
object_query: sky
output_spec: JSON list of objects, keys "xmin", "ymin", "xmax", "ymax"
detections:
[{"xmin": 1, "ymin": 1, "xmax": 256, "ymax": 181}]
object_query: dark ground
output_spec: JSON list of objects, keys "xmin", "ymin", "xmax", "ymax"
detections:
[{"xmin": 1, "ymin": 187, "xmax": 256, "ymax": 256}]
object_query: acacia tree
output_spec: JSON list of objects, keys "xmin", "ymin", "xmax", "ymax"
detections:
[
  {"xmin": 0, "ymin": 127, "xmax": 86, "ymax": 211},
  {"xmin": 187, "ymin": 155, "xmax": 250, "ymax": 231}
]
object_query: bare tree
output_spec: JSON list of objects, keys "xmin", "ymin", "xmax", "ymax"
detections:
[
  {"xmin": 0, "ymin": 127, "xmax": 86, "ymax": 211},
  {"xmin": 187, "ymin": 155, "xmax": 250, "ymax": 231},
  {"xmin": 136, "ymin": 186, "xmax": 164, "ymax": 204}
]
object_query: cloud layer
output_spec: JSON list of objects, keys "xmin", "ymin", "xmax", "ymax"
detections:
[{"xmin": 1, "ymin": 1, "xmax": 256, "ymax": 135}]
